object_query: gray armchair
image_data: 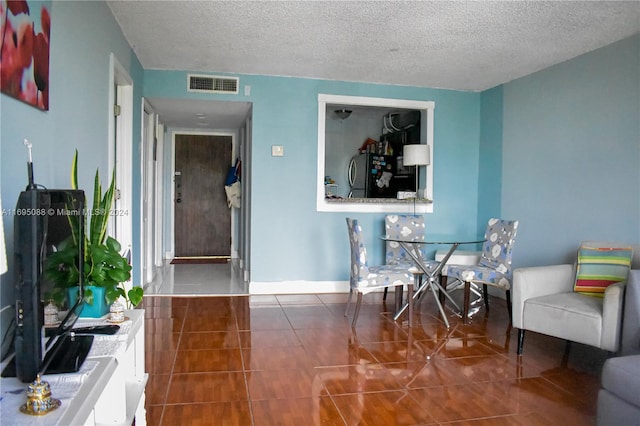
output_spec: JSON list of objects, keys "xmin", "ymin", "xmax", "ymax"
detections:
[
  {"xmin": 512, "ymin": 264, "xmax": 626, "ymax": 355},
  {"xmin": 620, "ymin": 269, "xmax": 640, "ymax": 356},
  {"xmin": 597, "ymin": 270, "xmax": 640, "ymax": 425}
]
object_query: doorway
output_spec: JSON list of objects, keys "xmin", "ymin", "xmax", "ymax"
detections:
[{"xmin": 174, "ymin": 133, "xmax": 232, "ymax": 258}]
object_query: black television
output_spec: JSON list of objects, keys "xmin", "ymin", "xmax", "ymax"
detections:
[{"xmin": 11, "ymin": 188, "xmax": 85, "ymax": 382}]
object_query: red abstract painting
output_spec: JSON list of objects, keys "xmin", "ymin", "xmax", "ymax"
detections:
[{"xmin": 1, "ymin": 0, "xmax": 51, "ymax": 110}]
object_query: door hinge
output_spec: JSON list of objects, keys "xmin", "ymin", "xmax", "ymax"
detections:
[
  {"xmin": 115, "ymin": 188, "xmax": 121, "ymax": 200},
  {"xmin": 113, "ymin": 104, "xmax": 121, "ymax": 117}
]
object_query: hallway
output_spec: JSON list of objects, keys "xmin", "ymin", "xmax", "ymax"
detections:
[{"xmin": 144, "ymin": 261, "xmax": 248, "ymax": 296}]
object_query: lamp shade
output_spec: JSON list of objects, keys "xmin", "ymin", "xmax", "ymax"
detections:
[
  {"xmin": 0, "ymin": 195, "xmax": 6, "ymax": 275},
  {"xmin": 403, "ymin": 144, "xmax": 430, "ymax": 166}
]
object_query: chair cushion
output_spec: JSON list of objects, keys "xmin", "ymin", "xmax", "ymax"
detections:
[
  {"xmin": 447, "ymin": 264, "xmax": 511, "ymax": 289},
  {"xmin": 574, "ymin": 245, "xmax": 633, "ymax": 296},
  {"xmin": 601, "ymin": 355, "xmax": 640, "ymax": 408},
  {"xmin": 357, "ymin": 264, "xmax": 412, "ymax": 293},
  {"xmin": 524, "ymin": 292, "xmax": 603, "ymax": 348}
]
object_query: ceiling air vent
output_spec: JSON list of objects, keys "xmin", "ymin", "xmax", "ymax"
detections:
[{"xmin": 188, "ymin": 74, "xmax": 239, "ymax": 94}]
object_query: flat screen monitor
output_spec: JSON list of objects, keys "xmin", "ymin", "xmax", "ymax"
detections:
[
  {"xmin": 40, "ymin": 190, "xmax": 85, "ymax": 310},
  {"xmin": 8, "ymin": 188, "xmax": 85, "ymax": 382}
]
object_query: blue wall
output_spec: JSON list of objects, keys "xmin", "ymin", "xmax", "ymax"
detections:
[
  {"xmin": 0, "ymin": 2, "xmax": 143, "ymax": 343},
  {"xmin": 144, "ymin": 72, "xmax": 482, "ymax": 283},
  {"xmin": 477, "ymin": 86, "xmax": 504, "ymax": 230},
  {"xmin": 501, "ymin": 35, "xmax": 640, "ymax": 268}
]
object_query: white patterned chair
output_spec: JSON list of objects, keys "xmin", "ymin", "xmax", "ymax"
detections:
[
  {"xmin": 384, "ymin": 215, "xmax": 428, "ymax": 301},
  {"xmin": 446, "ymin": 218, "xmax": 519, "ymax": 324},
  {"xmin": 345, "ymin": 217, "xmax": 416, "ymax": 327},
  {"xmin": 384, "ymin": 215, "xmax": 426, "ymax": 266}
]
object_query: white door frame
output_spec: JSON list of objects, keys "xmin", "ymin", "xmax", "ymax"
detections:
[
  {"xmin": 154, "ymin": 123, "xmax": 164, "ymax": 267},
  {"xmin": 141, "ymin": 100, "xmax": 157, "ymax": 284},
  {"xmin": 241, "ymin": 113, "xmax": 252, "ymax": 282},
  {"xmin": 108, "ymin": 53, "xmax": 133, "ymax": 291}
]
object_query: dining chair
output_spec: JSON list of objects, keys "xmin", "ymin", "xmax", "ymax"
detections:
[
  {"xmin": 446, "ymin": 218, "xmax": 519, "ymax": 323},
  {"xmin": 383, "ymin": 215, "xmax": 429, "ymax": 301},
  {"xmin": 385, "ymin": 215, "xmax": 426, "ymax": 266},
  {"xmin": 437, "ymin": 250, "xmax": 483, "ymax": 310},
  {"xmin": 345, "ymin": 217, "xmax": 416, "ymax": 327}
]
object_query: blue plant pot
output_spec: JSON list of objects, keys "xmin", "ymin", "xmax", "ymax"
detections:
[{"xmin": 67, "ymin": 285, "xmax": 110, "ymax": 318}]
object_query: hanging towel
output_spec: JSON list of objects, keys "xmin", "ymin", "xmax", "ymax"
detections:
[{"xmin": 225, "ymin": 181, "xmax": 241, "ymax": 208}]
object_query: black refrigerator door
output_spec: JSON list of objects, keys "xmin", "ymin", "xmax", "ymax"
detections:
[{"xmin": 366, "ymin": 154, "xmax": 397, "ymax": 198}]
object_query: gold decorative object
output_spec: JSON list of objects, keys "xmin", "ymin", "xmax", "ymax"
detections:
[{"xmin": 20, "ymin": 374, "xmax": 61, "ymax": 415}]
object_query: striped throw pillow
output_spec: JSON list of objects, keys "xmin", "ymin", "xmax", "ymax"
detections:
[{"xmin": 574, "ymin": 245, "xmax": 633, "ymax": 297}]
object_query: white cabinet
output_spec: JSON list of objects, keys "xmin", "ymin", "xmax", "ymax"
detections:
[
  {"xmin": 90, "ymin": 309, "xmax": 147, "ymax": 426},
  {"xmin": 0, "ymin": 309, "xmax": 147, "ymax": 426}
]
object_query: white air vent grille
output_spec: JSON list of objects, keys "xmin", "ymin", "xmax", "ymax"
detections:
[{"xmin": 188, "ymin": 74, "xmax": 239, "ymax": 94}]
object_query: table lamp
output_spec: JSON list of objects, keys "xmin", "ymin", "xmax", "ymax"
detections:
[{"xmin": 403, "ymin": 144, "xmax": 430, "ymax": 198}]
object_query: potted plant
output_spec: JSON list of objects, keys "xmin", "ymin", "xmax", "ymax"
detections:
[{"xmin": 45, "ymin": 151, "xmax": 143, "ymax": 316}]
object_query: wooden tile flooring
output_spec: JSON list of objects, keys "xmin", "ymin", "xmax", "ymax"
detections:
[{"xmin": 141, "ymin": 292, "xmax": 606, "ymax": 425}]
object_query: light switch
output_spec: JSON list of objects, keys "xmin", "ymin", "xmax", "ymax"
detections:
[{"xmin": 271, "ymin": 145, "xmax": 284, "ymax": 157}]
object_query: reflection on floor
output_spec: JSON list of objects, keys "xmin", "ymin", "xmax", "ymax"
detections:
[
  {"xmin": 142, "ymin": 290, "xmax": 606, "ymax": 425},
  {"xmin": 144, "ymin": 260, "xmax": 248, "ymax": 296}
]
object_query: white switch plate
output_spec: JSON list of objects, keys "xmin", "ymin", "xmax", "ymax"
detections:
[
  {"xmin": 271, "ymin": 145, "xmax": 284, "ymax": 157},
  {"xmin": 244, "ymin": 85, "xmax": 251, "ymax": 96}
]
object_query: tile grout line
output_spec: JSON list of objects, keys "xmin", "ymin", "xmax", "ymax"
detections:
[
  {"xmin": 235, "ymin": 299, "xmax": 257, "ymax": 426},
  {"xmin": 159, "ymin": 298, "xmax": 187, "ymax": 426}
]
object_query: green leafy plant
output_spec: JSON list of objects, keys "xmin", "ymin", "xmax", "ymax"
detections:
[{"xmin": 45, "ymin": 151, "xmax": 143, "ymax": 309}]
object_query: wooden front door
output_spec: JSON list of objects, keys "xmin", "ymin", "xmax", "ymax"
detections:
[{"xmin": 174, "ymin": 134, "xmax": 231, "ymax": 257}]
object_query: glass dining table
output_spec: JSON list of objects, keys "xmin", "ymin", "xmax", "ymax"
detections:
[{"xmin": 381, "ymin": 234, "xmax": 486, "ymax": 328}]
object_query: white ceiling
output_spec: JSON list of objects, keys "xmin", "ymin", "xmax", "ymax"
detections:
[{"xmin": 107, "ymin": 0, "xmax": 640, "ymax": 129}]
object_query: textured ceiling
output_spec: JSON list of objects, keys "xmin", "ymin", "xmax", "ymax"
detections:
[{"xmin": 107, "ymin": 0, "xmax": 640, "ymax": 129}]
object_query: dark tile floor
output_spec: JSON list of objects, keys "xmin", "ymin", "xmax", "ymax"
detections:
[{"xmin": 141, "ymin": 291, "xmax": 606, "ymax": 425}]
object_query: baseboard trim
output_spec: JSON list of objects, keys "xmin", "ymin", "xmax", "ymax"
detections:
[{"xmin": 249, "ymin": 280, "xmax": 350, "ymax": 294}]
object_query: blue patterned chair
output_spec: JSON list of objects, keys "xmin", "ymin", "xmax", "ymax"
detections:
[
  {"xmin": 384, "ymin": 215, "xmax": 428, "ymax": 300},
  {"xmin": 384, "ymin": 215, "xmax": 426, "ymax": 266},
  {"xmin": 346, "ymin": 218, "xmax": 416, "ymax": 327},
  {"xmin": 446, "ymin": 218, "xmax": 519, "ymax": 324}
]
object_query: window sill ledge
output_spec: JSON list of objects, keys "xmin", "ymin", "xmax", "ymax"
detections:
[{"xmin": 318, "ymin": 197, "xmax": 433, "ymax": 213}]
